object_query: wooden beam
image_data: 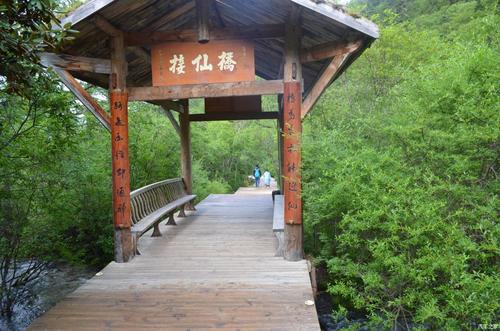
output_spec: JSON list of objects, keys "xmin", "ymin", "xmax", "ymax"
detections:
[
  {"xmin": 125, "ymin": 24, "xmax": 285, "ymax": 47},
  {"xmin": 190, "ymin": 111, "xmax": 279, "ymax": 122},
  {"xmin": 128, "ymin": 80, "xmax": 284, "ymax": 101},
  {"xmin": 127, "ymin": 47, "xmax": 151, "ymax": 64},
  {"xmin": 162, "ymin": 107, "xmax": 181, "ymax": 136},
  {"xmin": 196, "ymin": 0, "xmax": 210, "ymax": 43},
  {"xmin": 149, "ymin": 100, "xmax": 184, "ymax": 113},
  {"xmin": 53, "ymin": 68, "xmax": 111, "ymax": 131},
  {"xmin": 300, "ymin": 40, "xmax": 362, "ymax": 63},
  {"xmin": 94, "ymin": 14, "xmax": 122, "ymax": 37},
  {"xmin": 39, "ymin": 52, "xmax": 111, "ymax": 74},
  {"xmin": 301, "ymin": 52, "xmax": 354, "ymax": 119}
]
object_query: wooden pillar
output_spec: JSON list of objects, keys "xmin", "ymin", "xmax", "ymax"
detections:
[
  {"xmin": 180, "ymin": 100, "xmax": 194, "ymax": 209},
  {"xmin": 282, "ymin": 5, "xmax": 303, "ymax": 261},
  {"xmin": 110, "ymin": 30, "xmax": 134, "ymax": 262}
]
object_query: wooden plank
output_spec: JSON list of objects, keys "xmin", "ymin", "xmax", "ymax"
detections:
[
  {"xmin": 190, "ymin": 111, "xmax": 278, "ymax": 122},
  {"xmin": 151, "ymin": 40, "xmax": 255, "ymax": 86},
  {"xmin": 290, "ymin": 0, "xmax": 380, "ymax": 38},
  {"xmin": 53, "ymin": 68, "xmax": 111, "ymax": 131},
  {"xmin": 205, "ymin": 96, "xmax": 261, "ymax": 113},
  {"xmin": 29, "ymin": 190, "xmax": 320, "ymax": 330},
  {"xmin": 125, "ymin": 24, "xmax": 285, "ymax": 46},
  {"xmin": 301, "ymin": 53, "xmax": 351, "ymax": 119},
  {"xmin": 39, "ymin": 52, "xmax": 111, "ymax": 74},
  {"xmin": 129, "ymin": 80, "xmax": 284, "ymax": 101},
  {"xmin": 300, "ymin": 40, "xmax": 362, "ymax": 63},
  {"xmin": 196, "ymin": 0, "xmax": 210, "ymax": 43}
]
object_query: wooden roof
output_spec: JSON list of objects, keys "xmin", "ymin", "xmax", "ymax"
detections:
[{"xmin": 59, "ymin": 0, "xmax": 379, "ymax": 97}]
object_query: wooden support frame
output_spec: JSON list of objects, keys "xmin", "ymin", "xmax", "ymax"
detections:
[
  {"xmin": 301, "ymin": 47, "xmax": 359, "ymax": 119},
  {"xmin": 40, "ymin": 52, "xmax": 111, "ymax": 74},
  {"xmin": 125, "ymin": 24, "xmax": 285, "ymax": 47},
  {"xmin": 129, "ymin": 80, "xmax": 284, "ymax": 101},
  {"xmin": 190, "ymin": 111, "xmax": 279, "ymax": 122},
  {"xmin": 107, "ymin": 21, "xmax": 134, "ymax": 263},
  {"xmin": 53, "ymin": 68, "xmax": 111, "ymax": 131}
]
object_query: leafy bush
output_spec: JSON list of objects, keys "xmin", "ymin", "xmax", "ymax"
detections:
[{"xmin": 303, "ymin": 3, "xmax": 499, "ymax": 329}]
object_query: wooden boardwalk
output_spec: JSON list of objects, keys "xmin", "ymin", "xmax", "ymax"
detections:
[{"xmin": 30, "ymin": 187, "xmax": 319, "ymax": 330}]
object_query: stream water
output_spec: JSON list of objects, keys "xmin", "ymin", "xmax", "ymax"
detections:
[{"xmin": 0, "ymin": 262, "xmax": 95, "ymax": 331}]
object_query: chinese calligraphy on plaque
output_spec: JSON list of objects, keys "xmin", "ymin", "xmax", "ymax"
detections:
[{"xmin": 152, "ymin": 40, "xmax": 255, "ymax": 86}]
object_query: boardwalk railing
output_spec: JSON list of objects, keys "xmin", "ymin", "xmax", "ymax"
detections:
[{"xmin": 130, "ymin": 178, "xmax": 196, "ymax": 250}]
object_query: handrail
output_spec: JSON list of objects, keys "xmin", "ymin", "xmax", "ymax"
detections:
[
  {"xmin": 130, "ymin": 178, "xmax": 183, "ymax": 199},
  {"xmin": 130, "ymin": 178, "xmax": 186, "ymax": 224}
]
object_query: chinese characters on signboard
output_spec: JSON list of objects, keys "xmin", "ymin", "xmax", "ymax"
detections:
[{"xmin": 151, "ymin": 40, "xmax": 255, "ymax": 86}]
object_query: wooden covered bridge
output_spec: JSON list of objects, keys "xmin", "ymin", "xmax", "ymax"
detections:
[{"xmin": 31, "ymin": 0, "xmax": 378, "ymax": 329}]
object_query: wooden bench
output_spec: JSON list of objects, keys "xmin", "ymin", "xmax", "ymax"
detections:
[
  {"xmin": 273, "ymin": 194, "xmax": 284, "ymax": 257},
  {"xmin": 130, "ymin": 178, "xmax": 196, "ymax": 253}
]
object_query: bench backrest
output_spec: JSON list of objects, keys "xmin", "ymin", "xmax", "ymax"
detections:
[{"xmin": 130, "ymin": 178, "xmax": 187, "ymax": 224}]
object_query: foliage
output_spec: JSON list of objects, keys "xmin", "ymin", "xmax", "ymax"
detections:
[
  {"xmin": 0, "ymin": 0, "xmax": 74, "ymax": 95},
  {"xmin": 303, "ymin": 1, "xmax": 499, "ymax": 329}
]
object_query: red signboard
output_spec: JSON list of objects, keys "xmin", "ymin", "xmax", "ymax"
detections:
[{"xmin": 151, "ymin": 40, "xmax": 255, "ymax": 86}]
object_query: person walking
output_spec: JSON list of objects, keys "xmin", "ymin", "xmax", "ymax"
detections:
[
  {"xmin": 253, "ymin": 165, "xmax": 261, "ymax": 187},
  {"xmin": 263, "ymin": 170, "xmax": 271, "ymax": 188}
]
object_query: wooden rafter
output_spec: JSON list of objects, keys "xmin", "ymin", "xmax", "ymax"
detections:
[
  {"xmin": 128, "ymin": 80, "xmax": 284, "ymax": 101},
  {"xmin": 125, "ymin": 24, "xmax": 285, "ymax": 47},
  {"xmin": 190, "ymin": 111, "xmax": 279, "ymax": 122},
  {"xmin": 300, "ymin": 40, "xmax": 362, "ymax": 63},
  {"xmin": 148, "ymin": 1, "xmax": 195, "ymax": 31},
  {"xmin": 53, "ymin": 68, "xmax": 111, "ymax": 131},
  {"xmin": 39, "ymin": 53, "xmax": 111, "ymax": 74}
]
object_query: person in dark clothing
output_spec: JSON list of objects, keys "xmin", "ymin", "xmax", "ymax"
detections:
[{"xmin": 253, "ymin": 165, "xmax": 261, "ymax": 187}]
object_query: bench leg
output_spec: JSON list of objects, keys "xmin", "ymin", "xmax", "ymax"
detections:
[
  {"xmin": 151, "ymin": 222, "xmax": 162, "ymax": 237},
  {"xmin": 178, "ymin": 204, "xmax": 187, "ymax": 218},
  {"xmin": 134, "ymin": 234, "xmax": 141, "ymax": 255},
  {"xmin": 166, "ymin": 212, "xmax": 177, "ymax": 225},
  {"xmin": 274, "ymin": 231, "xmax": 284, "ymax": 257},
  {"xmin": 186, "ymin": 201, "xmax": 196, "ymax": 211}
]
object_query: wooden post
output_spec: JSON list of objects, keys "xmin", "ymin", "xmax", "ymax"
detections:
[
  {"xmin": 109, "ymin": 28, "xmax": 134, "ymax": 263},
  {"xmin": 282, "ymin": 5, "xmax": 303, "ymax": 261},
  {"xmin": 196, "ymin": 0, "xmax": 210, "ymax": 43},
  {"xmin": 180, "ymin": 100, "xmax": 194, "ymax": 210}
]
